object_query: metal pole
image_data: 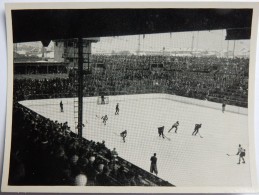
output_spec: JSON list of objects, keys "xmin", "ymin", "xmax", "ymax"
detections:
[
  {"xmin": 233, "ymin": 40, "xmax": 236, "ymax": 58},
  {"xmin": 137, "ymin": 35, "xmax": 141, "ymax": 55},
  {"xmin": 77, "ymin": 38, "xmax": 83, "ymax": 138},
  {"xmin": 227, "ymin": 40, "xmax": 229, "ymax": 59},
  {"xmin": 196, "ymin": 31, "xmax": 199, "ymax": 49},
  {"xmin": 191, "ymin": 33, "xmax": 194, "ymax": 56}
]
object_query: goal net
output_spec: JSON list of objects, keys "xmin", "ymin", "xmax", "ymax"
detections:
[{"xmin": 97, "ymin": 96, "xmax": 109, "ymax": 105}]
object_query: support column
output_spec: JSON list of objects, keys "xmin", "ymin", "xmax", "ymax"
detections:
[{"xmin": 77, "ymin": 38, "xmax": 84, "ymax": 138}]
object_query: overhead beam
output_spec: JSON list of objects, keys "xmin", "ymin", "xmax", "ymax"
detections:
[
  {"xmin": 12, "ymin": 9, "xmax": 252, "ymax": 43},
  {"xmin": 226, "ymin": 28, "xmax": 251, "ymax": 40}
]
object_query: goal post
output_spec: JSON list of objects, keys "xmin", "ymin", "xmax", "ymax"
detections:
[{"xmin": 97, "ymin": 95, "xmax": 109, "ymax": 105}]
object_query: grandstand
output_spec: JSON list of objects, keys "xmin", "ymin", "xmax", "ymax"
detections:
[
  {"xmin": 13, "ymin": 55, "xmax": 249, "ymax": 107},
  {"xmin": 10, "ymin": 103, "xmax": 173, "ymax": 186}
]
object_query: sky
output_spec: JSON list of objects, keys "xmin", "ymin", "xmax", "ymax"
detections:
[
  {"xmin": 91, "ymin": 30, "xmax": 250, "ymax": 55},
  {"xmin": 17, "ymin": 29, "xmax": 250, "ymax": 56}
]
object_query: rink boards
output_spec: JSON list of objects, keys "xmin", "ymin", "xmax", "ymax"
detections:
[{"xmin": 20, "ymin": 93, "xmax": 247, "ymax": 115}]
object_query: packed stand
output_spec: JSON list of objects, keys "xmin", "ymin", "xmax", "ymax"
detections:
[
  {"xmin": 9, "ymin": 103, "xmax": 173, "ymax": 186},
  {"xmin": 14, "ymin": 55, "xmax": 249, "ymax": 107}
]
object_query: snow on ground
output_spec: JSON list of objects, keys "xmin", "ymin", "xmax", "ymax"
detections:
[{"xmin": 20, "ymin": 97, "xmax": 251, "ymax": 187}]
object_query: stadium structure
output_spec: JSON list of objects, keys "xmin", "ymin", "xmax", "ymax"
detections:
[{"xmin": 9, "ymin": 8, "xmax": 251, "ymax": 187}]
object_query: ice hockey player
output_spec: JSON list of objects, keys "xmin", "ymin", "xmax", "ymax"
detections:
[
  {"xmin": 236, "ymin": 144, "xmax": 246, "ymax": 164},
  {"xmin": 120, "ymin": 130, "xmax": 127, "ymax": 142},
  {"xmin": 168, "ymin": 121, "xmax": 179, "ymax": 133},
  {"xmin": 158, "ymin": 126, "xmax": 165, "ymax": 139},
  {"xmin": 60, "ymin": 101, "xmax": 63, "ymax": 112},
  {"xmin": 76, "ymin": 123, "xmax": 85, "ymax": 130},
  {"xmin": 115, "ymin": 103, "xmax": 119, "ymax": 115},
  {"xmin": 101, "ymin": 115, "xmax": 108, "ymax": 125},
  {"xmin": 222, "ymin": 102, "xmax": 226, "ymax": 113},
  {"xmin": 76, "ymin": 123, "xmax": 85, "ymax": 136},
  {"xmin": 192, "ymin": 124, "xmax": 202, "ymax": 136},
  {"xmin": 101, "ymin": 95, "xmax": 105, "ymax": 104},
  {"xmin": 150, "ymin": 153, "xmax": 158, "ymax": 175}
]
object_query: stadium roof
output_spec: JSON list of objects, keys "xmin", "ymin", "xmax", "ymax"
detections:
[{"xmin": 12, "ymin": 9, "xmax": 252, "ymax": 43}]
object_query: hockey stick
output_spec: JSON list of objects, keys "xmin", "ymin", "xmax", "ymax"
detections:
[
  {"xmin": 226, "ymin": 154, "xmax": 236, "ymax": 156},
  {"xmin": 198, "ymin": 132, "xmax": 203, "ymax": 138},
  {"xmin": 163, "ymin": 135, "xmax": 171, "ymax": 141},
  {"xmin": 113, "ymin": 132, "xmax": 121, "ymax": 137},
  {"xmin": 113, "ymin": 132, "xmax": 126, "ymax": 143}
]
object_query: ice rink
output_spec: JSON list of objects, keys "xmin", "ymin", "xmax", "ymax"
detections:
[{"xmin": 20, "ymin": 95, "xmax": 251, "ymax": 187}]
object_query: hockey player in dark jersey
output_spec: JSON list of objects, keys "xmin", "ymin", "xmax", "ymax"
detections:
[
  {"xmin": 158, "ymin": 126, "xmax": 165, "ymax": 139},
  {"xmin": 115, "ymin": 103, "xmax": 119, "ymax": 115},
  {"xmin": 150, "ymin": 153, "xmax": 158, "ymax": 175},
  {"xmin": 101, "ymin": 95, "xmax": 105, "ymax": 104},
  {"xmin": 120, "ymin": 130, "xmax": 127, "ymax": 142},
  {"xmin": 168, "ymin": 121, "xmax": 179, "ymax": 133},
  {"xmin": 192, "ymin": 124, "xmax": 202, "ymax": 136},
  {"xmin": 60, "ymin": 101, "xmax": 63, "ymax": 112},
  {"xmin": 222, "ymin": 102, "xmax": 226, "ymax": 113},
  {"xmin": 101, "ymin": 115, "xmax": 108, "ymax": 125}
]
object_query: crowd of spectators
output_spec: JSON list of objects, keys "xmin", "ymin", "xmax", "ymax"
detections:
[
  {"xmin": 10, "ymin": 103, "xmax": 172, "ymax": 186},
  {"xmin": 14, "ymin": 55, "xmax": 249, "ymax": 107}
]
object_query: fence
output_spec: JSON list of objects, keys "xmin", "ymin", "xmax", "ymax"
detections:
[
  {"xmin": 19, "ymin": 93, "xmax": 248, "ymax": 115},
  {"xmin": 16, "ymin": 83, "xmax": 248, "ymax": 109}
]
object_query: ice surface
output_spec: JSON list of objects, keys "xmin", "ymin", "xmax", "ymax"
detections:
[{"xmin": 21, "ymin": 97, "xmax": 251, "ymax": 187}]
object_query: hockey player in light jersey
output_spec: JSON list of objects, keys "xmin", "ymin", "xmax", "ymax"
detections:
[
  {"xmin": 236, "ymin": 144, "xmax": 246, "ymax": 164},
  {"xmin": 168, "ymin": 121, "xmax": 179, "ymax": 133},
  {"xmin": 101, "ymin": 115, "xmax": 108, "ymax": 125},
  {"xmin": 120, "ymin": 130, "xmax": 127, "ymax": 142}
]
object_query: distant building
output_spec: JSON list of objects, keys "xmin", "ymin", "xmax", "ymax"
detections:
[
  {"xmin": 14, "ymin": 61, "xmax": 69, "ymax": 75},
  {"xmin": 54, "ymin": 38, "xmax": 100, "ymax": 69}
]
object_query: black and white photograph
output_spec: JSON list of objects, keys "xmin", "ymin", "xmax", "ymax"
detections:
[{"xmin": 1, "ymin": 2, "xmax": 259, "ymax": 193}]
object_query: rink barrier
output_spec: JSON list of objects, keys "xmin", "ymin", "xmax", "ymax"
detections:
[{"xmin": 19, "ymin": 93, "xmax": 248, "ymax": 115}]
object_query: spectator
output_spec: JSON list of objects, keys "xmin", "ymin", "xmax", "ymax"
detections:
[{"xmin": 73, "ymin": 174, "xmax": 87, "ymax": 186}]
